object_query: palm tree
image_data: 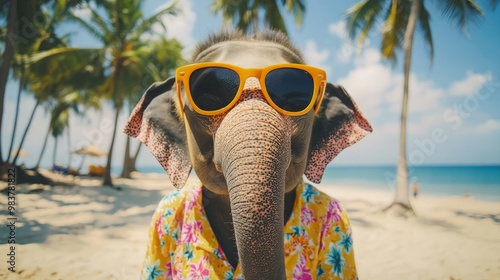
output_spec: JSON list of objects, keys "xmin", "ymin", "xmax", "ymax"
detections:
[
  {"xmin": 210, "ymin": 0, "xmax": 306, "ymax": 34},
  {"xmin": 120, "ymin": 37, "xmax": 185, "ymax": 178},
  {"xmin": 27, "ymin": 46, "xmax": 104, "ymax": 171},
  {"xmin": 47, "ymin": 92, "xmax": 87, "ymax": 168},
  {"xmin": 35, "ymin": 120, "xmax": 52, "ymax": 170},
  {"xmin": 6, "ymin": 55, "xmax": 27, "ymax": 164},
  {"xmin": 8, "ymin": 0, "xmax": 73, "ymax": 165},
  {"xmin": 0, "ymin": 0, "xmax": 18, "ymax": 168},
  {"xmin": 9, "ymin": 76, "xmax": 94, "ymax": 168},
  {"xmin": 10, "ymin": 99, "xmax": 41, "ymax": 167},
  {"xmin": 31, "ymin": 0, "xmax": 177, "ymax": 186},
  {"xmin": 346, "ymin": 0, "xmax": 484, "ymax": 214},
  {"xmin": 50, "ymin": 101, "xmax": 70, "ymax": 167},
  {"xmin": 10, "ymin": 0, "xmax": 105, "ymax": 168},
  {"xmin": 34, "ymin": 90, "xmax": 101, "ymax": 170},
  {"xmin": 490, "ymin": 0, "xmax": 499, "ymax": 10},
  {"xmin": 0, "ymin": 0, "xmax": 89, "ymax": 173}
]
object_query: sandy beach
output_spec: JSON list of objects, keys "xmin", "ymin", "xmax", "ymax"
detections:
[{"xmin": 1, "ymin": 171, "xmax": 499, "ymax": 280}]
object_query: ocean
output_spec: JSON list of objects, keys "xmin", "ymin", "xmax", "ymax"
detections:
[
  {"xmin": 320, "ymin": 165, "xmax": 500, "ymax": 201},
  {"xmin": 133, "ymin": 165, "xmax": 500, "ymax": 201}
]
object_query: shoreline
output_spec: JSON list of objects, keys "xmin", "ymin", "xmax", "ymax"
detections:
[
  {"xmin": 144, "ymin": 171, "xmax": 500, "ymax": 203},
  {"xmin": 317, "ymin": 182, "xmax": 500, "ymax": 204},
  {"xmin": 1, "ymin": 171, "xmax": 499, "ymax": 279}
]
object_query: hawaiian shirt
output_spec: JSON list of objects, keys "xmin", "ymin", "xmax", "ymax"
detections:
[{"xmin": 141, "ymin": 180, "xmax": 357, "ymax": 280}]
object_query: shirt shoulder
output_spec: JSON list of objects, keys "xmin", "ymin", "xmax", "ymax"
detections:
[
  {"xmin": 284, "ymin": 182, "xmax": 357, "ymax": 279},
  {"xmin": 301, "ymin": 184, "xmax": 356, "ymax": 279},
  {"xmin": 299, "ymin": 183, "xmax": 349, "ymax": 223},
  {"xmin": 150, "ymin": 181, "xmax": 202, "ymax": 243}
]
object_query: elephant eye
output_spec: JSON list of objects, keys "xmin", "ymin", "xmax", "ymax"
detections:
[{"xmin": 189, "ymin": 67, "xmax": 240, "ymax": 111}]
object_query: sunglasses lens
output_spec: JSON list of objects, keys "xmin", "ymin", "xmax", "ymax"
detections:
[
  {"xmin": 189, "ymin": 67, "xmax": 240, "ymax": 111},
  {"xmin": 265, "ymin": 68, "xmax": 314, "ymax": 112}
]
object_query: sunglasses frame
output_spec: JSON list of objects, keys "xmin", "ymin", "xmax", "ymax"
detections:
[{"xmin": 176, "ymin": 62, "xmax": 327, "ymax": 116}]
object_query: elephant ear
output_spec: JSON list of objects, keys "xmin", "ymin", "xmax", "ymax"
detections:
[
  {"xmin": 305, "ymin": 83, "xmax": 372, "ymax": 183},
  {"xmin": 124, "ymin": 77, "xmax": 191, "ymax": 189}
]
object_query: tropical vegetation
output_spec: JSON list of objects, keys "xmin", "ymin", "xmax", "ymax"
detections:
[
  {"xmin": 345, "ymin": 0, "xmax": 486, "ymax": 213},
  {"xmin": 0, "ymin": 0, "xmax": 184, "ymax": 186},
  {"xmin": 0, "ymin": 0, "xmax": 497, "ymax": 199},
  {"xmin": 211, "ymin": 0, "xmax": 306, "ymax": 34}
]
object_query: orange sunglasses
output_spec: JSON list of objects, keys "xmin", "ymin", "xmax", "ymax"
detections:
[{"xmin": 176, "ymin": 62, "xmax": 327, "ymax": 116}]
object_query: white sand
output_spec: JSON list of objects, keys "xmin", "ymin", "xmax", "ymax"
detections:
[
  {"xmin": 320, "ymin": 186, "xmax": 500, "ymax": 279},
  {"xmin": 1, "ymin": 171, "xmax": 499, "ymax": 279}
]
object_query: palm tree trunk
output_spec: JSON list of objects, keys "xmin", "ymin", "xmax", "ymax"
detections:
[
  {"xmin": 131, "ymin": 142, "xmax": 142, "ymax": 172},
  {"xmin": 102, "ymin": 106, "xmax": 121, "ymax": 186},
  {"xmin": 251, "ymin": 3, "xmax": 260, "ymax": 34},
  {"xmin": 120, "ymin": 136, "xmax": 133, "ymax": 178},
  {"xmin": 12, "ymin": 100, "xmax": 41, "ymax": 166},
  {"xmin": 52, "ymin": 136, "xmax": 58, "ymax": 167},
  {"xmin": 77, "ymin": 154, "xmax": 86, "ymax": 173},
  {"xmin": 0, "ymin": 1, "xmax": 17, "ymax": 166},
  {"xmin": 7, "ymin": 66, "xmax": 25, "ymax": 163},
  {"xmin": 66, "ymin": 122, "xmax": 72, "ymax": 169},
  {"xmin": 35, "ymin": 122, "xmax": 51, "ymax": 169},
  {"xmin": 121, "ymin": 140, "xmax": 141, "ymax": 176},
  {"xmin": 387, "ymin": 0, "xmax": 420, "ymax": 214},
  {"xmin": 121, "ymin": 105, "xmax": 141, "ymax": 177}
]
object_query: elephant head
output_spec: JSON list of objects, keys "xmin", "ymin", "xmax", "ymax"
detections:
[{"xmin": 125, "ymin": 30, "xmax": 371, "ymax": 279}]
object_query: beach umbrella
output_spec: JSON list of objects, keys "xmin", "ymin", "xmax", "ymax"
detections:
[
  {"xmin": 71, "ymin": 145, "xmax": 107, "ymax": 173},
  {"xmin": 71, "ymin": 144, "xmax": 107, "ymax": 157},
  {"xmin": 10, "ymin": 148, "xmax": 30, "ymax": 166},
  {"xmin": 11, "ymin": 148, "xmax": 30, "ymax": 157}
]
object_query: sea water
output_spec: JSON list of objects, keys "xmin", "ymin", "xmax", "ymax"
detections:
[
  {"xmin": 321, "ymin": 165, "xmax": 500, "ymax": 201},
  {"xmin": 135, "ymin": 165, "xmax": 500, "ymax": 201}
]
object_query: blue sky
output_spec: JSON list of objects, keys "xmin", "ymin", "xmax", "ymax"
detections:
[{"xmin": 3, "ymin": 0, "xmax": 500, "ymax": 171}]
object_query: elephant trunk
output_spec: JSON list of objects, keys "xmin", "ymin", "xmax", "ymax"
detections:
[{"xmin": 214, "ymin": 99, "xmax": 291, "ymax": 280}]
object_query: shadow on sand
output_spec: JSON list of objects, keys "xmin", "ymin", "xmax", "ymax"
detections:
[
  {"xmin": 0, "ymin": 175, "xmax": 169, "ymax": 244},
  {"xmin": 455, "ymin": 211, "xmax": 500, "ymax": 224}
]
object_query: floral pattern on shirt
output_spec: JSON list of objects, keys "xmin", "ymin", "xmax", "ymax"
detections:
[{"xmin": 141, "ymin": 180, "xmax": 357, "ymax": 279}]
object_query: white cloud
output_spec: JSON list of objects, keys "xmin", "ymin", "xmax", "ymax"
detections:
[
  {"xmin": 354, "ymin": 48, "xmax": 380, "ymax": 66},
  {"xmin": 339, "ymin": 63, "xmax": 394, "ymax": 119},
  {"xmin": 154, "ymin": 0, "xmax": 197, "ymax": 58},
  {"xmin": 448, "ymin": 71, "xmax": 493, "ymax": 96},
  {"xmin": 71, "ymin": 2, "xmax": 93, "ymax": 20},
  {"xmin": 386, "ymin": 75, "xmax": 444, "ymax": 114},
  {"xmin": 408, "ymin": 111, "xmax": 448, "ymax": 135},
  {"xmin": 328, "ymin": 20, "xmax": 371, "ymax": 64},
  {"xmin": 329, "ymin": 20, "xmax": 354, "ymax": 63},
  {"xmin": 337, "ymin": 48, "xmax": 496, "ymax": 143},
  {"xmin": 328, "ymin": 21, "xmax": 348, "ymax": 39},
  {"xmin": 303, "ymin": 40, "xmax": 331, "ymax": 76},
  {"xmin": 337, "ymin": 46, "xmax": 396, "ymax": 119},
  {"xmin": 475, "ymin": 119, "xmax": 500, "ymax": 133},
  {"xmin": 337, "ymin": 45, "xmax": 447, "ymax": 137}
]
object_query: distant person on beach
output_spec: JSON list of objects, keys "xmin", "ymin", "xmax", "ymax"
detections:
[{"xmin": 412, "ymin": 179, "xmax": 420, "ymax": 198}]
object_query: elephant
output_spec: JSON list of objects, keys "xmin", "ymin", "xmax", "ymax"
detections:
[{"xmin": 125, "ymin": 30, "xmax": 372, "ymax": 279}]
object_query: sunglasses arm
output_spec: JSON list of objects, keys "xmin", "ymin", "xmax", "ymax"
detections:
[{"xmin": 176, "ymin": 80, "xmax": 186, "ymax": 115}]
